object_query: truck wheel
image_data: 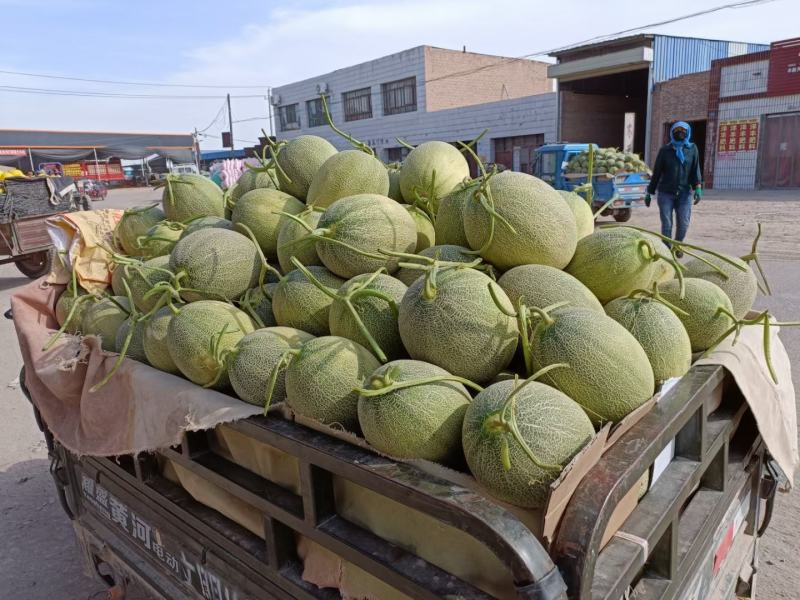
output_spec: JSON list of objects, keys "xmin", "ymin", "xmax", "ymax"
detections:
[
  {"xmin": 614, "ymin": 209, "xmax": 632, "ymax": 222},
  {"xmin": 16, "ymin": 248, "xmax": 54, "ymax": 279}
]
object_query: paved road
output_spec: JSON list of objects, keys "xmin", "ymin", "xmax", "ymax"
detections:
[{"xmin": 0, "ymin": 187, "xmax": 797, "ymax": 598}]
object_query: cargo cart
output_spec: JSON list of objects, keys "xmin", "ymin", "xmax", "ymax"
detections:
[{"xmin": 20, "ymin": 361, "xmax": 779, "ymax": 600}]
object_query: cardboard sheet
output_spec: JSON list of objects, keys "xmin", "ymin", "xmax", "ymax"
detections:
[
  {"xmin": 12, "ymin": 279, "xmax": 260, "ymax": 456},
  {"xmin": 696, "ymin": 318, "xmax": 798, "ymax": 487}
]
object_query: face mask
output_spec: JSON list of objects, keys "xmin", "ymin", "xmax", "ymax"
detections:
[{"xmin": 673, "ymin": 130, "xmax": 687, "ymax": 141}]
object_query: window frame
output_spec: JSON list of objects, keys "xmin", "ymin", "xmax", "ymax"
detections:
[
  {"xmin": 381, "ymin": 77, "xmax": 417, "ymax": 116},
  {"xmin": 342, "ymin": 87, "xmax": 373, "ymax": 122},
  {"xmin": 278, "ymin": 103, "xmax": 300, "ymax": 131},
  {"xmin": 305, "ymin": 96, "xmax": 328, "ymax": 128}
]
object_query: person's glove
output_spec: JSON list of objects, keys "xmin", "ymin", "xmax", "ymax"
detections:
[
  {"xmin": 644, "ymin": 193, "xmax": 651, "ymax": 207},
  {"xmin": 693, "ymin": 186, "xmax": 703, "ymax": 205}
]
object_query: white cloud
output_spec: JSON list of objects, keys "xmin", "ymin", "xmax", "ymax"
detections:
[{"xmin": 3, "ymin": 0, "xmax": 798, "ymax": 148}]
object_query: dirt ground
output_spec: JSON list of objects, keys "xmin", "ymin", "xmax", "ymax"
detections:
[{"xmin": 0, "ymin": 187, "xmax": 797, "ymax": 598}]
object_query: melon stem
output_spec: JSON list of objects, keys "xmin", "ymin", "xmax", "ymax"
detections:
[
  {"xmin": 740, "ymin": 223, "xmax": 772, "ymax": 296},
  {"xmin": 591, "ymin": 196, "xmax": 617, "ymax": 220},
  {"xmin": 626, "ymin": 285, "xmax": 690, "ymax": 317},
  {"xmin": 679, "ymin": 247, "xmax": 730, "ymax": 279},
  {"xmin": 264, "ymin": 350, "xmax": 298, "ymax": 415},
  {"xmin": 234, "ymin": 222, "xmax": 283, "ymax": 288},
  {"xmin": 355, "ymin": 374, "xmax": 483, "ymax": 399},
  {"xmin": 320, "ymin": 94, "xmax": 374, "ymax": 156},
  {"xmin": 395, "ymin": 137, "xmax": 415, "ymax": 150},
  {"xmin": 485, "ymin": 363, "xmax": 570, "ymax": 472},
  {"xmin": 43, "ymin": 293, "xmax": 96, "ymax": 351},
  {"xmin": 90, "ymin": 279, "xmax": 139, "ymax": 392}
]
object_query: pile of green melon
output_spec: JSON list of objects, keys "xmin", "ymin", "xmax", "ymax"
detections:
[
  {"xmin": 565, "ymin": 147, "xmax": 650, "ymax": 176},
  {"xmin": 48, "ymin": 107, "xmax": 778, "ymax": 511}
]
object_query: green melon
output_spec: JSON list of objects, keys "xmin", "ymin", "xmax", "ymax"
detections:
[
  {"xmin": 314, "ymin": 194, "xmax": 417, "ymax": 278},
  {"xmin": 114, "ymin": 255, "xmax": 173, "ymax": 313},
  {"xmin": 228, "ymin": 330, "xmax": 292, "ymax": 406},
  {"xmin": 111, "ymin": 262, "xmax": 133, "ymax": 297},
  {"xmin": 272, "ymin": 266, "xmax": 345, "ymax": 335},
  {"xmin": 82, "ymin": 296, "xmax": 131, "ymax": 352},
  {"xmin": 276, "ymin": 135, "xmax": 337, "ymax": 200},
  {"xmin": 393, "ymin": 245, "xmax": 486, "ymax": 287},
  {"xmin": 169, "ymin": 229, "xmax": 260, "ymax": 302},
  {"xmin": 167, "ymin": 300, "xmax": 255, "ymax": 389},
  {"xmin": 405, "ymin": 205, "xmax": 435, "ymax": 252},
  {"xmin": 684, "ymin": 255, "xmax": 756, "ymax": 320},
  {"xmin": 238, "ymin": 285, "xmax": 277, "ymax": 328},
  {"xmin": 604, "ymin": 296, "xmax": 691, "ymax": 382},
  {"xmin": 435, "ymin": 180, "xmax": 477, "ymax": 247},
  {"xmin": 463, "ymin": 171, "xmax": 577, "ymax": 270},
  {"xmin": 231, "ymin": 168, "xmax": 276, "ymax": 205},
  {"xmin": 139, "ymin": 221, "xmax": 183, "ymax": 259},
  {"xmin": 328, "ymin": 273, "xmax": 408, "ymax": 362},
  {"xmin": 399, "ymin": 142, "xmax": 469, "ymax": 212},
  {"xmin": 462, "ymin": 379, "xmax": 594, "ymax": 508},
  {"xmin": 386, "ymin": 165, "xmax": 404, "ymax": 202},
  {"xmin": 276, "ymin": 207, "xmax": 323, "ymax": 273},
  {"xmin": 398, "ymin": 267, "xmax": 518, "ymax": 383},
  {"xmin": 498, "ymin": 264, "xmax": 604, "ymax": 313},
  {"xmin": 557, "ymin": 191, "xmax": 594, "ymax": 239},
  {"xmin": 160, "ymin": 174, "xmax": 224, "ymax": 222},
  {"xmin": 232, "ymin": 188, "xmax": 305, "ymax": 259},
  {"xmin": 643, "ymin": 234, "xmax": 675, "ymax": 286},
  {"xmin": 115, "ymin": 317, "xmax": 148, "ymax": 363},
  {"xmin": 565, "ymin": 227, "xmax": 657, "ymax": 304},
  {"xmin": 529, "ymin": 306, "xmax": 655, "ymax": 425},
  {"xmin": 115, "ymin": 204, "xmax": 165, "ymax": 256},
  {"xmin": 55, "ymin": 288, "xmax": 93, "ymax": 334},
  {"xmin": 143, "ymin": 306, "xmax": 181, "ymax": 375},
  {"xmin": 658, "ymin": 278, "xmax": 735, "ymax": 352},
  {"xmin": 285, "ymin": 336, "xmax": 380, "ymax": 430},
  {"xmin": 357, "ymin": 360, "xmax": 470, "ymax": 463},
  {"xmin": 180, "ymin": 216, "xmax": 234, "ymax": 239},
  {"xmin": 306, "ymin": 150, "xmax": 390, "ymax": 208}
]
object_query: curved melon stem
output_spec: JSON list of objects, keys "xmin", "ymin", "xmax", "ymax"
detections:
[
  {"xmin": 609, "ymin": 224, "xmax": 747, "ymax": 274},
  {"xmin": 680, "ymin": 247, "xmax": 730, "ymax": 279},
  {"xmin": 202, "ymin": 322, "xmax": 239, "ymax": 389},
  {"xmin": 354, "ymin": 374, "xmax": 483, "ymax": 400},
  {"xmin": 395, "ymin": 137, "xmax": 415, "ymax": 150},
  {"xmin": 264, "ymin": 349, "xmax": 300, "ymax": 415},
  {"xmin": 411, "ymin": 184, "xmax": 437, "ymax": 223},
  {"xmin": 277, "ymin": 214, "xmax": 386, "ymax": 262},
  {"xmin": 233, "ymin": 222, "xmax": 283, "ymax": 287},
  {"xmin": 458, "ymin": 129, "xmax": 488, "ymax": 155},
  {"xmin": 626, "ymin": 284, "xmax": 690, "ymax": 317},
  {"xmin": 90, "ymin": 279, "xmax": 140, "ymax": 392},
  {"xmin": 703, "ymin": 307, "xmax": 800, "ymax": 383},
  {"xmin": 319, "ymin": 94, "xmax": 375, "ymax": 157},
  {"xmin": 740, "ymin": 223, "xmax": 772, "ymax": 296},
  {"xmin": 250, "ymin": 133, "xmax": 290, "ymax": 188},
  {"xmin": 43, "ymin": 292, "xmax": 98, "ymax": 351},
  {"xmin": 591, "ymin": 197, "xmax": 617, "ymax": 220},
  {"xmin": 238, "ymin": 288, "xmax": 267, "ymax": 329},
  {"xmin": 483, "ymin": 363, "xmax": 571, "ymax": 472},
  {"xmin": 652, "ymin": 249, "xmax": 686, "ymax": 300}
]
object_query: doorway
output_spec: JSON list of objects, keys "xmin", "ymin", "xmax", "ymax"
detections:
[{"xmin": 759, "ymin": 113, "xmax": 800, "ymax": 188}]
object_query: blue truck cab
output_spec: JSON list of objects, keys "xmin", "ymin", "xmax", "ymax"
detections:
[{"xmin": 532, "ymin": 143, "xmax": 651, "ymax": 222}]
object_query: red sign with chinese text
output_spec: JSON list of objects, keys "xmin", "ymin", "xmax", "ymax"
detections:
[{"xmin": 717, "ymin": 120, "xmax": 759, "ymax": 153}]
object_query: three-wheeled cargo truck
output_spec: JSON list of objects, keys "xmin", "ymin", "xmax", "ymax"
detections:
[
  {"xmin": 19, "ymin": 359, "xmax": 780, "ymax": 600},
  {"xmin": 532, "ymin": 143, "xmax": 650, "ymax": 223}
]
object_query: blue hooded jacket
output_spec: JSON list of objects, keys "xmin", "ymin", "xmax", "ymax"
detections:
[{"xmin": 646, "ymin": 121, "xmax": 702, "ymax": 195}]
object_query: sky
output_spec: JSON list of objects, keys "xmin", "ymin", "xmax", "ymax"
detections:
[{"xmin": 0, "ymin": 0, "xmax": 797, "ymax": 150}]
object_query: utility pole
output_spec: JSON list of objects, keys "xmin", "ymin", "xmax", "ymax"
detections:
[
  {"xmin": 193, "ymin": 128, "xmax": 201, "ymax": 172},
  {"xmin": 226, "ymin": 93, "xmax": 234, "ymax": 154},
  {"xmin": 267, "ymin": 87, "xmax": 274, "ymax": 138}
]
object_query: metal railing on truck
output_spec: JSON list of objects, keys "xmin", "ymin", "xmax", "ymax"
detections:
[{"xmin": 21, "ymin": 364, "xmax": 776, "ymax": 600}]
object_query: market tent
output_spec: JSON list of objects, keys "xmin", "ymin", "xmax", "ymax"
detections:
[{"xmin": 0, "ymin": 129, "xmax": 195, "ymax": 168}]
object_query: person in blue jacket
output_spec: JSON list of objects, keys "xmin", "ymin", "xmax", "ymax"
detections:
[{"xmin": 645, "ymin": 121, "xmax": 703, "ymax": 257}]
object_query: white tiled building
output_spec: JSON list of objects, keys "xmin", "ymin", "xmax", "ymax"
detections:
[{"xmin": 270, "ymin": 46, "xmax": 557, "ymax": 172}]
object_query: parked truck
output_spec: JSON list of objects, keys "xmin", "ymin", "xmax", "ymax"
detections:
[{"xmin": 532, "ymin": 143, "xmax": 650, "ymax": 222}]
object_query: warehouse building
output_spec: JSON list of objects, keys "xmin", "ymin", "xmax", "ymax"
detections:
[
  {"xmin": 706, "ymin": 37, "xmax": 800, "ymax": 189},
  {"xmin": 547, "ymin": 34, "xmax": 768, "ymax": 162},
  {"xmin": 270, "ymin": 46, "xmax": 557, "ymax": 172}
]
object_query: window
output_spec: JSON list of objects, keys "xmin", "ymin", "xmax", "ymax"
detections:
[
  {"xmin": 306, "ymin": 96, "xmax": 328, "ymax": 128},
  {"xmin": 278, "ymin": 104, "xmax": 300, "ymax": 131},
  {"xmin": 385, "ymin": 146, "xmax": 410, "ymax": 163},
  {"xmin": 342, "ymin": 87, "xmax": 373, "ymax": 121},
  {"xmin": 381, "ymin": 77, "xmax": 417, "ymax": 116}
]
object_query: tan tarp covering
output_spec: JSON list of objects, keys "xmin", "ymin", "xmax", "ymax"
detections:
[
  {"xmin": 46, "ymin": 209, "xmax": 123, "ymax": 295},
  {"xmin": 12, "ymin": 279, "xmax": 260, "ymax": 456}
]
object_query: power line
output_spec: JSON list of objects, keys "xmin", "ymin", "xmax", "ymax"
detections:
[
  {"xmin": 0, "ymin": 68, "xmax": 268, "ymax": 89},
  {"xmin": 0, "ymin": 84, "xmax": 267, "ymax": 100},
  {"xmin": 198, "ymin": 100, "xmax": 228, "ymax": 133}
]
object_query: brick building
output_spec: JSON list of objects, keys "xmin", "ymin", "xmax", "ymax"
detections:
[
  {"xmin": 270, "ymin": 46, "xmax": 556, "ymax": 171},
  {"xmin": 707, "ymin": 38, "xmax": 800, "ymax": 189}
]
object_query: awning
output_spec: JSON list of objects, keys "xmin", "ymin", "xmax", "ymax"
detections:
[{"xmin": 0, "ymin": 129, "xmax": 194, "ymax": 165}]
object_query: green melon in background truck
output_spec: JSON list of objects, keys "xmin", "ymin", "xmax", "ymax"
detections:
[{"xmin": 532, "ymin": 143, "xmax": 651, "ymax": 222}]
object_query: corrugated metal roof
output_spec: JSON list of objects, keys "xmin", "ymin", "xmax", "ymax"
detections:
[{"xmin": 652, "ymin": 35, "xmax": 768, "ymax": 83}]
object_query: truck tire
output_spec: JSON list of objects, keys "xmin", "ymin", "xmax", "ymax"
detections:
[
  {"xmin": 614, "ymin": 209, "xmax": 632, "ymax": 222},
  {"xmin": 16, "ymin": 248, "xmax": 54, "ymax": 279}
]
